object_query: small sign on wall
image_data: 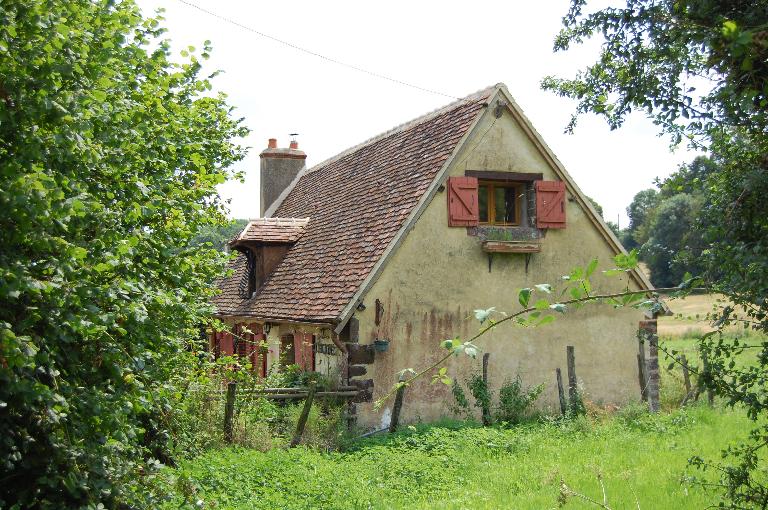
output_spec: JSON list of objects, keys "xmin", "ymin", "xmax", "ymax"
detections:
[{"xmin": 314, "ymin": 343, "xmax": 337, "ymax": 356}]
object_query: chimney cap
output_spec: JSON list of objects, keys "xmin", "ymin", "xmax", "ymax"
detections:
[{"xmin": 267, "ymin": 138, "xmax": 278, "ymax": 149}]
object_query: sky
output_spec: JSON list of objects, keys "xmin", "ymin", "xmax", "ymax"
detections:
[{"xmin": 136, "ymin": 0, "xmax": 696, "ymax": 226}]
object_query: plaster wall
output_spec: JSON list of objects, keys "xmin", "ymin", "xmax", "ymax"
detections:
[{"xmin": 351, "ymin": 107, "xmax": 646, "ymax": 429}]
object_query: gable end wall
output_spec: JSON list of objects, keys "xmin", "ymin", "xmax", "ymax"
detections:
[{"xmin": 351, "ymin": 105, "xmax": 646, "ymax": 429}]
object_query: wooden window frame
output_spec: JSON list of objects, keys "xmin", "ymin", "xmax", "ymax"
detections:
[{"xmin": 478, "ymin": 180, "xmax": 525, "ymax": 226}]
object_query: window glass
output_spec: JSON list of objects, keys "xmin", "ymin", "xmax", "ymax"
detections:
[
  {"xmin": 494, "ymin": 186, "xmax": 517, "ymax": 224},
  {"xmin": 478, "ymin": 184, "xmax": 489, "ymax": 223},
  {"xmin": 477, "ymin": 180, "xmax": 523, "ymax": 226},
  {"xmin": 280, "ymin": 334, "xmax": 295, "ymax": 366}
]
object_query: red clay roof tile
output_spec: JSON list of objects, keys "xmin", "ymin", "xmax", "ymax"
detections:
[{"xmin": 213, "ymin": 86, "xmax": 494, "ymax": 322}]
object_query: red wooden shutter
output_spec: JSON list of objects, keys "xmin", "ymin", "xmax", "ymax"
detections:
[
  {"xmin": 535, "ymin": 180, "xmax": 566, "ymax": 229},
  {"xmin": 213, "ymin": 331, "xmax": 221, "ymax": 358},
  {"xmin": 447, "ymin": 176, "xmax": 479, "ymax": 227},
  {"xmin": 246, "ymin": 323, "xmax": 265, "ymax": 376},
  {"xmin": 295, "ymin": 333, "xmax": 315, "ymax": 372},
  {"xmin": 220, "ymin": 331, "xmax": 234, "ymax": 356},
  {"xmin": 235, "ymin": 323, "xmax": 248, "ymax": 358},
  {"xmin": 259, "ymin": 333, "xmax": 267, "ymax": 377}
]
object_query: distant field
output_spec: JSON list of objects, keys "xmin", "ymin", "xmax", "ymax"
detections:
[
  {"xmin": 658, "ymin": 293, "xmax": 731, "ymax": 337},
  {"xmin": 165, "ymin": 406, "xmax": 753, "ymax": 509}
]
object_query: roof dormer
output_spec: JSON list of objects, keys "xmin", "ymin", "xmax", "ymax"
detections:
[{"xmin": 229, "ymin": 218, "xmax": 310, "ymax": 299}]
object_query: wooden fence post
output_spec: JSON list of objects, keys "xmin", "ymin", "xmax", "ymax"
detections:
[
  {"xmin": 566, "ymin": 346, "xmax": 577, "ymax": 406},
  {"xmin": 639, "ymin": 321, "xmax": 660, "ymax": 413},
  {"xmin": 389, "ymin": 375, "xmax": 407, "ymax": 433},
  {"xmin": 223, "ymin": 381, "xmax": 237, "ymax": 443},
  {"xmin": 701, "ymin": 351, "xmax": 715, "ymax": 406},
  {"xmin": 290, "ymin": 381, "xmax": 317, "ymax": 447},
  {"xmin": 637, "ymin": 335, "xmax": 648, "ymax": 402},
  {"xmin": 680, "ymin": 354, "xmax": 693, "ymax": 406},
  {"xmin": 481, "ymin": 353, "xmax": 491, "ymax": 426},
  {"xmin": 555, "ymin": 368, "xmax": 567, "ymax": 416}
]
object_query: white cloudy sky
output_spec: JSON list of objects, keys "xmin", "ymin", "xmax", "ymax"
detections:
[{"xmin": 137, "ymin": 0, "xmax": 695, "ymax": 226}]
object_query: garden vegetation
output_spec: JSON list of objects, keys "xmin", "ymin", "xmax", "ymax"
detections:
[{"xmin": 0, "ymin": 1, "xmax": 246, "ymax": 507}]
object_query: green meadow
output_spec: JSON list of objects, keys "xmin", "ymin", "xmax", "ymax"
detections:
[{"xmin": 165, "ymin": 405, "xmax": 753, "ymax": 509}]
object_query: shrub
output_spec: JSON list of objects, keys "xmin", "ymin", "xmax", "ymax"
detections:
[
  {"xmin": 467, "ymin": 372, "xmax": 493, "ymax": 423},
  {"xmin": 450, "ymin": 380, "xmax": 472, "ymax": 419},
  {"xmin": 0, "ymin": 1, "xmax": 246, "ymax": 505},
  {"xmin": 496, "ymin": 377, "xmax": 544, "ymax": 425}
]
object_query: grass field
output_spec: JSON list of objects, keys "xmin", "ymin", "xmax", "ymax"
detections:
[
  {"xmin": 165, "ymin": 294, "xmax": 764, "ymax": 509},
  {"xmin": 658, "ymin": 293, "xmax": 729, "ymax": 336},
  {"xmin": 165, "ymin": 405, "xmax": 753, "ymax": 510}
]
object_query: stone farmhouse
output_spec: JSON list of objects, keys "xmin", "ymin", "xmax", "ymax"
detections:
[{"xmin": 211, "ymin": 83, "xmax": 658, "ymax": 429}]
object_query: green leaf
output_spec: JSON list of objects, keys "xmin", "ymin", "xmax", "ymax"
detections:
[
  {"xmin": 474, "ymin": 307, "xmax": 495, "ymax": 324},
  {"xmin": 70, "ymin": 247, "xmax": 87, "ymax": 260},
  {"xmin": 586, "ymin": 258, "xmax": 598, "ymax": 277},
  {"xmin": 463, "ymin": 342, "xmax": 480, "ymax": 359},
  {"xmin": 518, "ymin": 288, "xmax": 532, "ymax": 308},
  {"xmin": 537, "ymin": 315, "xmax": 556, "ymax": 326},
  {"xmin": 549, "ymin": 303, "xmax": 567, "ymax": 314},
  {"xmin": 534, "ymin": 299, "xmax": 549, "ymax": 310}
]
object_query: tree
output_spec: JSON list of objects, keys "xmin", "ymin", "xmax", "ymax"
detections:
[
  {"xmin": 640, "ymin": 193, "xmax": 705, "ymax": 287},
  {"xmin": 0, "ymin": 1, "xmax": 246, "ymax": 507},
  {"xmin": 657, "ymin": 156, "xmax": 719, "ymax": 198},
  {"xmin": 543, "ymin": 1, "xmax": 768, "ymax": 506},
  {"xmin": 586, "ymin": 196, "xmax": 604, "ymax": 217},
  {"xmin": 625, "ymin": 188, "xmax": 659, "ymax": 249},
  {"xmin": 190, "ymin": 218, "xmax": 249, "ymax": 251}
]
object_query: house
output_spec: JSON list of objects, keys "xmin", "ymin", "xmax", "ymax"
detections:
[{"xmin": 212, "ymin": 83, "xmax": 658, "ymax": 429}]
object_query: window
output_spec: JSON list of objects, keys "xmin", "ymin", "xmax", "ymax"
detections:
[
  {"xmin": 280, "ymin": 334, "xmax": 295, "ymax": 366},
  {"xmin": 478, "ymin": 181, "xmax": 525, "ymax": 226}
]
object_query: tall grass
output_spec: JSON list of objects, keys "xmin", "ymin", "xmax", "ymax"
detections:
[{"xmin": 165, "ymin": 405, "xmax": 752, "ymax": 509}]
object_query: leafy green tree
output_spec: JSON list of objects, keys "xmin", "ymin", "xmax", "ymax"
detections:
[
  {"xmin": 190, "ymin": 218, "xmax": 249, "ymax": 251},
  {"xmin": 625, "ymin": 189, "xmax": 659, "ymax": 249},
  {"xmin": 640, "ymin": 193, "xmax": 705, "ymax": 287},
  {"xmin": 0, "ymin": 1, "xmax": 246, "ymax": 507},
  {"xmin": 543, "ymin": 0, "xmax": 768, "ymax": 506},
  {"xmin": 586, "ymin": 196, "xmax": 604, "ymax": 217},
  {"xmin": 657, "ymin": 156, "xmax": 719, "ymax": 198}
]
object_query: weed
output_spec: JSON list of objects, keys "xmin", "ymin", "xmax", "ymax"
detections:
[{"xmin": 496, "ymin": 377, "xmax": 544, "ymax": 425}]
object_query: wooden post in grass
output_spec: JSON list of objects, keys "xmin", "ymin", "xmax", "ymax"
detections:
[
  {"xmin": 555, "ymin": 368, "xmax": 567, "ymax": 416},
  {"xmin": 680, "ymin": 354, "xmax": 693, "ymax": 406},
  {"xmin": 481, "ymin": 353, "xmax": 491, "ymax": 426},
  {"xmin": 640, "ymin": 321, "xmax": 660, "ymax": 413},
  {"xmin": 223, "ymin": 381, "xmax": 237, "ymax": 443},
  {"xmin": 566, "ymin": 346, "xmax": 577, "ymax": 406},
  {"xmin": 389, "ymin": 375, "xmax": 407, "ymax": 433},
  {"xmin": 290, "ymin": 380, "xmax": 317, "ymax": 447},
  {"xmin": 637, "ymin": 331, "xmax": 649, "ymax": 402},
  {"xmin": 701, "ymin": 352, "xmax": 715, "ymax": 407}
]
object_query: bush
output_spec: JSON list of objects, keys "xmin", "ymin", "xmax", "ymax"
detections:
[
  {"xmin": 0, "ymin": 2, "xmax": 246, "ymax": 506},
  {"xmin": 496, "ymin": 377, "xmax": 544, "ymax": 425},
  {"xmin": 451, "ymin": 372, "xmax": 543, "ymax": 426}
]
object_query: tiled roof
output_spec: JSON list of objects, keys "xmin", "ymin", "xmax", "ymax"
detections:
[
  {"xmin": 213, "ymin": 86, "xmax": 495, "ymax": 322},
  {"xmin": 231, "ymin": 218, "xmax": 310, "ymax": 245}
]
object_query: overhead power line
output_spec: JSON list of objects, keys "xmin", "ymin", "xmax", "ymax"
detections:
[{"xmin": 175, "ymin": 0, "xmax": 460, "ymax": 100}]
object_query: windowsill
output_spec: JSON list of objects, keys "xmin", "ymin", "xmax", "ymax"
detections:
[
  {"xmin": 467, "ymin": 225, "xmax": 543, "ymax": 241},
  {"xmin": 482, "ymin": 240, "xmax": 541, "ymax": 253}
]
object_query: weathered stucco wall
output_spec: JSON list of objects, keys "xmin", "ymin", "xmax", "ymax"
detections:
[{"xmin": 351, "ymin": 105, "xmax": 646, "ymax": 429}]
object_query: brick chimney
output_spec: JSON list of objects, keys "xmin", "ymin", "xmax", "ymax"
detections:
[{"xmin": 259, "ymin": 137, "xmax": 307, "ymax": 216}]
